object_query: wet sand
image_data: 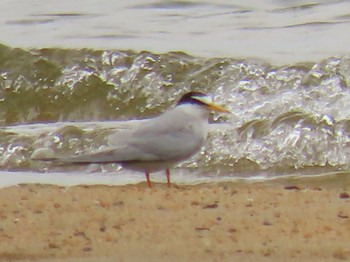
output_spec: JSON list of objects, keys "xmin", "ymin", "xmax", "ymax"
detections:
[{"xmin": 1, "ymin": 175, "xmax": 350, "ymax": 262}]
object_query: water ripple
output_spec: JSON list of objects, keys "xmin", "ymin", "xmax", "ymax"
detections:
[{"xmin": 1, "ymin": 46, "xmax": 350, "ymax": 179}]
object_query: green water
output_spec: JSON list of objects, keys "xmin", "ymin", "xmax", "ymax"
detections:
[{"xmin": 1, "ymin": 44, "xmax": 350, "ymax": 182}]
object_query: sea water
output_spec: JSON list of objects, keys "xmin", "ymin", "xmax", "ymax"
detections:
[{"xmin": 1, "ymin": 0, "xmax": 350, "ymax": 187}]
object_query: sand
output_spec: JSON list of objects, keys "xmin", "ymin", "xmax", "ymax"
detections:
[{"xmin": 0, "ymin": 175, "xmax": 350, "ymax": 262}]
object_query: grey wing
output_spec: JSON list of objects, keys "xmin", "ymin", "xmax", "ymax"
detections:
[
  {"xmin": 130, "ymin": 132, "xmax": 203, "ymax": 161},
  {"xmin": 75, "ymin": 110, "xmax": 206, "ymax": 163},
  {"xmin": 124, "ymin": 116, "xmax": 205, "ymax": 161},
  {"xmin": 34, "ymin": 110, "xmax": 205, "ymax": 164},
  {"xmin": 57, "ymin": 146, "xmax": 159, "ymax": 164},
  {"xmin": 58, "ymin": 121, "xmax": 193, "ymax": 164}
]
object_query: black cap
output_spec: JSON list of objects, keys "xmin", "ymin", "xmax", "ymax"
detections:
[{"xmin": 177, "ymin": 91, "xmax": 208, "ymax": 106}]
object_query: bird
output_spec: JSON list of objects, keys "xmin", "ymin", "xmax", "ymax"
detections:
[{"xmin": 32, "ymin": 91, "xmax": 229, "ymax": 188}]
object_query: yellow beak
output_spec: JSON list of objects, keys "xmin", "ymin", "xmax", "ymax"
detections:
[
  {"xmin": 208, "ymin": 103, "xmax": 230, "ymax": 113},
  {"xmin": 192, "ymin": 95, "xmax": 230, "ymax": 113}
]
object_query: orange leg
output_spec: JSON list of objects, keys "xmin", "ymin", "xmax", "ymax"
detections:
[
  {"xmin": 166, "ymin": 169, "xmax": 171, "ymax": 188},
  {"xmin": 145, "ymin": 172, "xmax": 152, "ymax": 188}
]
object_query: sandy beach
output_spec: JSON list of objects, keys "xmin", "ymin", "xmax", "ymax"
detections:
[{"xmin": 0, "ymin": 175, "xmax": 350, "ymax": 262}]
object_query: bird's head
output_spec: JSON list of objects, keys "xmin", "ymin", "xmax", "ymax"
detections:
[{"xmin": 177, "ymin": 91, "xmax": 229, "ymax": 113}]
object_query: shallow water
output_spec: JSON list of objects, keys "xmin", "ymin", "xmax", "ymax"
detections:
[
  {"xmin": 1, "ymin": 1, "xmax": 350, "ymax": 187},
  {"xmin": 2, "ymin": 0, "xmax": 350, "ymax": 64}
]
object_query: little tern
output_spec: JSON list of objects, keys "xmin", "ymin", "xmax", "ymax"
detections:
[{"xmin": 33, "ymin": 91, "xmax": 229, "ymax": 188}]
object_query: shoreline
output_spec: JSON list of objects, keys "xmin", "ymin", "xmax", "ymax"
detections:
[
  {"xmin": 1, "ymin": 176, "xmax": 350, "ymax": 261},
  {"xmin": 0, "ymin": 169, "xmax": 349, "ymax": 189}
]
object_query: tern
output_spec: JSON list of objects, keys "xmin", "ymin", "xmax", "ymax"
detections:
[{"xmin": 33, "ymin": 91, "xmax": 229, "ymax": 188}]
